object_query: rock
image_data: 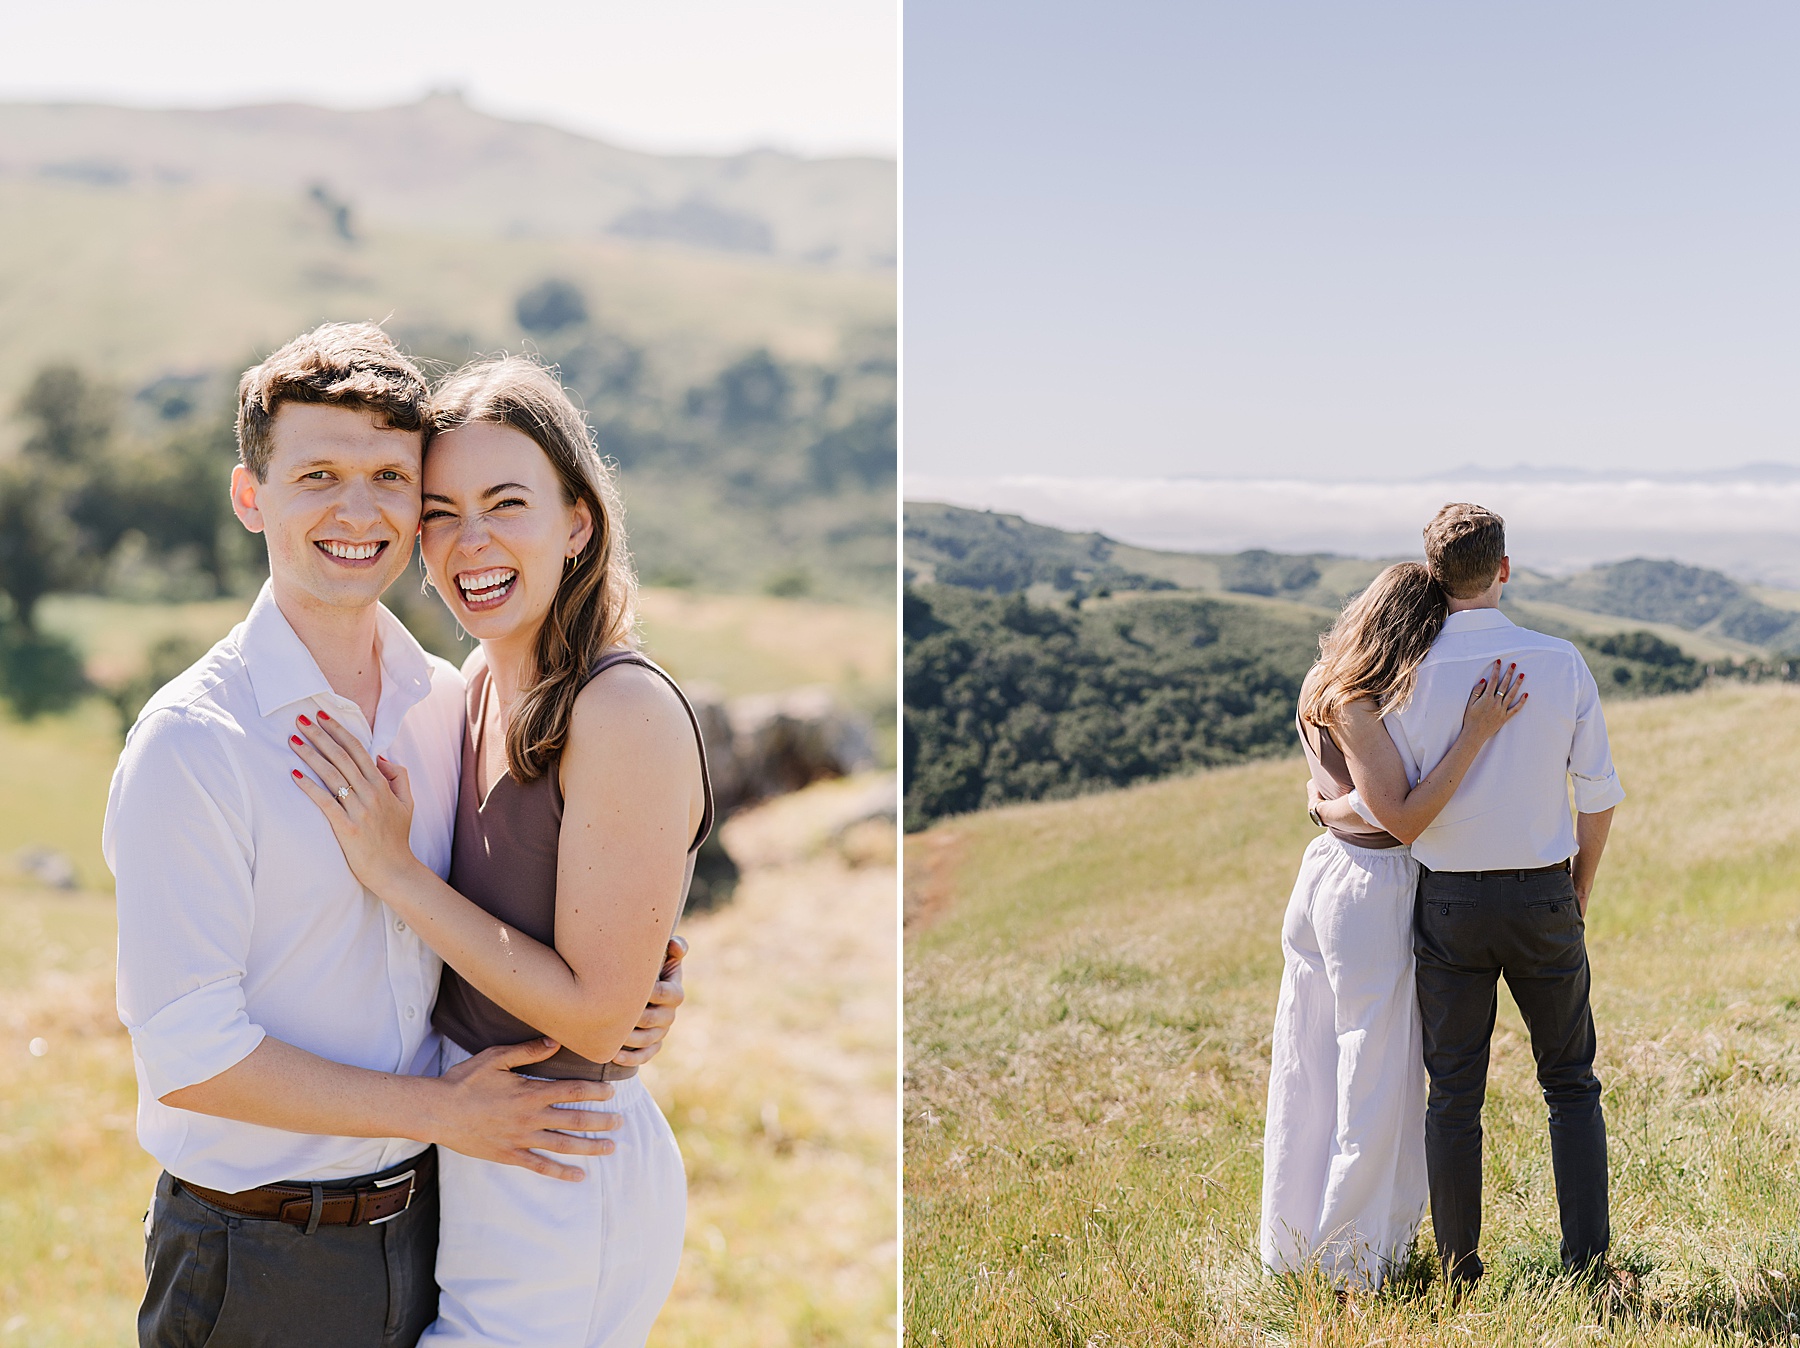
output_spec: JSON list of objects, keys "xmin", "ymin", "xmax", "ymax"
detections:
[
  {"xmin": 692, "ymin": 686, "xmax": 877, "ymax": 818},
  {"xmin": 16, "ymin": 847, "xmax": 77, "ymax": 891}
]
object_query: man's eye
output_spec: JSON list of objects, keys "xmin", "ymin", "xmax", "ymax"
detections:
[
  {"xmin": 377, "ymin": 471, "xmax": 405, "ymax": 482},
  {"xmin": 301, "ymin": 471, "xmax": 331, "ymax": 481}
]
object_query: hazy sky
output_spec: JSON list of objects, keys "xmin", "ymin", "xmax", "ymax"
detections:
[
  {"xmin": 906, "ymin": 2, "xmax": 1800, "ymax": 480},
  {"xmin": 0, "ymin": 0, "xmax": 896, "ymax": 156}
]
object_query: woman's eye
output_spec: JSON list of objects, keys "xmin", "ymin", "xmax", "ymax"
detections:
[
  {"xmin": 494, "ymin": 499, "xmax": 528, "ymax": 510},
  {"xmin": 421, "ymin": 510, "xmax": 453, "ymax": 523}
]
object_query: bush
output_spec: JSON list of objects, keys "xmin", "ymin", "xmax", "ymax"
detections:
[{"xmin": 0, "ymin": 622, "xmax": 87, "ymax": 719}]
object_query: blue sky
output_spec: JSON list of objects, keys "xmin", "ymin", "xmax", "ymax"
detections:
[
  {"xmin": 0, "ymin": 1, "xmax": 895, "ymax": 156},
  {"xmin": 905, "ymin": 2, "xmax": 1800, "ymax": 479}
]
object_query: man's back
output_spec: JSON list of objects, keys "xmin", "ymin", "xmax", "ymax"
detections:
[{"xmin": 1383, "ymin": 608, "xmax": 1625, "ymax": 871}]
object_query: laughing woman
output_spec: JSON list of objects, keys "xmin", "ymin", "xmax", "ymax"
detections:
[{"xmin": 289, "ymin": 357, "xmax": 711, "ymax": 1346}]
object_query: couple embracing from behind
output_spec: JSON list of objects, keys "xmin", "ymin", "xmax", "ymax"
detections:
[
  {"xmin": 107, "ymin": 323, "xmax": 713, "ymax": 1346},
  {"xmin": 1260, "ymin": 504, "xmax": 1625, "ymax": 1292}
]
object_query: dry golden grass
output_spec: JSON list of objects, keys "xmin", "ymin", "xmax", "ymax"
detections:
[
  {"xmin": 0, "ymin": 588, "xmax": 896, "ymax": 1346},
  {"xmin": 0, "ymin": 775, "xmax": 896, "ymax": 1347},
  {"xmin": 906, "ymin": 683, "xmax": 1800, "ymax": 1346}
]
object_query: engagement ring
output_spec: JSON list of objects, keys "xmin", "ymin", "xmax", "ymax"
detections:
[{"xmin": 336, "ymin": 786, "xmax": 352, "ymax": 800}]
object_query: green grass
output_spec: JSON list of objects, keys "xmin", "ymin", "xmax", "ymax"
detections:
[
  {"xmin": 0, "ymin": 178, "xmax": 892, "ymax": 431},
  {"xmin": 905, "ymin": 682, "xmax": 1800, "ymax": 1345}
]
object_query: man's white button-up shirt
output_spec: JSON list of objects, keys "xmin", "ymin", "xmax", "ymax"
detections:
[
  {"xmin": 104, "ymin": 582, "xmax": 464, "ymax": 1191},
  {"xmin": 1362, "ymin": 608, "xmax": 1627, "ymax": 873}
]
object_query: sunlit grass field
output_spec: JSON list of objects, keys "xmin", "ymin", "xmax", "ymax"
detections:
[
  {"xmin": 906, "ymin": 683, "xmax": 1800, "ymax": 1345},
  {"xmin": 0, "ymin": 591, "xmax": 896, "ymax": 1347}
]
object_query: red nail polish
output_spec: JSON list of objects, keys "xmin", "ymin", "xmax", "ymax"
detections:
[
  {"xmin": 291, "ymin": 735, "xmax": 304, "ymax": 745},
  {"xmin": 318, "ymin": 710, "xmax": 330, "ymax": 721},
  {"xmin": 297, "ymin": 714, "xmax": 312, "ymax": 726},
  {"xmin": 292, "ymin": 769, "xmax": 303, "ymax": 779}
]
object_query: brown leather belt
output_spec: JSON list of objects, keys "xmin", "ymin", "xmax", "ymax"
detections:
[
  {"xmin": 1436, "ymin": 859, "xmax": 1572, "ymax": 882},
  {"xmin": 178, "ymin": 1148, "xmax": 434, "ymax": 1232}
]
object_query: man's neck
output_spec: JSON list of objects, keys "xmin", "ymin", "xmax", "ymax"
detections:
[
  {"xmin": 1446, "ymin": 594, "xmax": 1501, "ymax": 614},
  {"xmin": 269, "ymin": 579, "xmax": 384, "ymax": 724}
]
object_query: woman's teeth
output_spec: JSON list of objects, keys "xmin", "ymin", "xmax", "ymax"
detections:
[
  {"xmin": 318, "ymin": 540, "xmax": 386, "ymax": 561},
  {"xmin": 458, "ymin": 569, "xmax": 518, "ymax": 603}
]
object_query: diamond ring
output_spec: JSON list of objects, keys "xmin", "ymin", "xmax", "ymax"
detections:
[{"xmin": 336, "ymin": 786, "xmax": 352, "ymax": 801}]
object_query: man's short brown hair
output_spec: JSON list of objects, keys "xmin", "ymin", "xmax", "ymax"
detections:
[
  {"xmin": 1423, "ymin": 502, "xmax": 1506, "ymax": 599},
  {"xmin": 236, "ymin": 322, "xmax": 430, "ymax": 479}
]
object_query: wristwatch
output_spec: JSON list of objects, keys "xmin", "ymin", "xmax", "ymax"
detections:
[{"xmin": 1308, "ymin": 803, "xmax": 1324, "ymax": 828}]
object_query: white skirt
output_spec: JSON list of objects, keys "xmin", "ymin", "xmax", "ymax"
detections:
[
  {"xmin": 423, "ymin": 1041, "xmax": 687, "ymax": 1347},
  {"xmin": 1259, "ymin": 833, "xmax": 1428, "ymax": 1290}
]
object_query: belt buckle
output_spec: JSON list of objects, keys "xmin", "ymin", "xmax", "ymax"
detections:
[{"xmin": 366, "ymin": 1168, "xmax": 417, "ymax": 1225}]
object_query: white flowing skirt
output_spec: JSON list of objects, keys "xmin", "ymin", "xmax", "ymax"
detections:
[
  {"xmin": 423, "ymin": 1041, "xmax": 687, "ymax": 1347},
  {"xmin": 1259, "ymin": 833, "xmax": 1428, "ymax": 1289}
]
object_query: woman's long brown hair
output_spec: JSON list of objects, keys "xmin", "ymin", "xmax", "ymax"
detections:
[
  {"xmin": 427, "ymin": 356, "xmax": 638, "ymax": 783},
  {"xmin": 1297, "ymin": 562, "xmax": 1447, "ymax": 728}
]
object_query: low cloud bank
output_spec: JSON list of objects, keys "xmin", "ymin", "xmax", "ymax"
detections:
[{"xmin": 905, "ymin": 473, "xmax": 1800, "ymax": 588}]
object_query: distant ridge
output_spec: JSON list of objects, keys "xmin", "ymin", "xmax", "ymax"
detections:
[{"xmin": 0, "ymin": 94, "xmax": 895, "ymax": 268}]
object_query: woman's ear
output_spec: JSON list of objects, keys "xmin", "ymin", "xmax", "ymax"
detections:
[{"xmin": 567, "ymin": 498, "xmax": 596, "ymax": 559}]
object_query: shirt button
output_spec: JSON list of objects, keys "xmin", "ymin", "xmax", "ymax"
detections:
[
  {"xmin": 405, "ymin": 1006, "xmax": 418, "ymax": 1021},
  {"xmin": 395, "ymin": 919, "xmax": 407, "ymax": 932}
]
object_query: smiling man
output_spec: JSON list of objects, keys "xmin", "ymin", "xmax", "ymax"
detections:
[{"xmin": 105, "ymin": 323, "xmax": 684, "ymax": 1347}]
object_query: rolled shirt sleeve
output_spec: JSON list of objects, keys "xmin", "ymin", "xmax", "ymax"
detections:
[
  {"xmin": 1568, "ymin": 659, "xmax": 1627, "ymax": 815},
  {"xmin": 106, "ymin": 707, "xmax": 266, "ymax": 1100}
]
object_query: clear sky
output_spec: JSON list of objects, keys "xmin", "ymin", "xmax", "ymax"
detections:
[
  {"xmin": 0, "ymin": 0, "xmax": 896, "ymax": 157},
  {"xmin": 905, "ymin": 1, "xmax": 1800, "ymax": 480}
]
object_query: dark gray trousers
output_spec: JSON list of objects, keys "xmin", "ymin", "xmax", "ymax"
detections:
[
  {"xmin": 1414, "ymin": 867, "xmax": 1608, "ymax": 1284},
  {"xmin": 140, "ymin": 1150, "xmax": 439, "ymax": 1348}
]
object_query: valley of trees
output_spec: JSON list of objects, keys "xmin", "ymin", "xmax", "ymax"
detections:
[{"xmin": 901, "ymin": 505, "xmax": 1731, "ymax": 831}]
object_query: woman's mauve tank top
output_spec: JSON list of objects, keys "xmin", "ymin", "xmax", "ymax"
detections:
[
  {"xmin": 432, "ymin": 650, "xmax": 716, "ymax": 1081},
  {"xmin": 1297, "ymin": 714, "xmax": 1402, "ymax": 850}
]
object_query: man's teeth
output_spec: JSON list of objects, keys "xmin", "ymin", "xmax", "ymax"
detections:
[
  {"xmin": 320, "ymin": 540, "xmax": 385, "ymax": 560},
  {"xmin": 458, "ymin": 569, "xmax": 517, "ymax": 599}
]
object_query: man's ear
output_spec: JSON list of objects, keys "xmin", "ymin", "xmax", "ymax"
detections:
[
  {"xmin": 1498, "ymin": 556, "xmax": 1511, "ymax": 584},
  {"xmin": 230, "ymin": 464, "xmax": 266, "ymax": 535}
]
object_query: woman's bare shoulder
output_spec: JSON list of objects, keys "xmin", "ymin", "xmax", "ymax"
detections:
[{"xmin": 566, "ymin": 658, "xmax": 691, "ymax": 755}]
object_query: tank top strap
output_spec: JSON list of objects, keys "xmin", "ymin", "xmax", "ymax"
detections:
[{"xmin": 587, "ymin": 650, "xmax": 716, "ymax": 852}]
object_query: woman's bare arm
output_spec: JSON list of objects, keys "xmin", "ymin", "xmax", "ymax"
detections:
[
  {"xmin": 1320, "ymin": 661, "xmax": 1525, "ymax": 845},
  {"xmin": 288, "ymin": 670, "xmax": 703, "ymax": 1066}
]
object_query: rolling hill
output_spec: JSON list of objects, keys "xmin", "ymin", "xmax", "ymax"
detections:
[
  {"xmin": 0, "ymin": 100, "xmax": 896, "ymax": 601},
  {"xmin": 0, "ymin": 94, "xmax": 894, "ymax": 268},
  {"xmin": 906, "ymin": 682, "xmax": 1800, "ymax": 1343}
]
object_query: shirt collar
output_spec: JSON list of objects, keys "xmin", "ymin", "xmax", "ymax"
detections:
[
  {"xmin": 1442, "ymin": 607, "xmax": 1516, "ymax": 633},
  {"xmin": 239, "ymin": 581, "xmax": 435, "ymax": 736}
]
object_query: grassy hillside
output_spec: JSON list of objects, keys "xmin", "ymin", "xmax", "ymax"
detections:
[
  {"xmin": 906, "ymin": 683, "xmax": 1800, "ymax": 1344},
  {"xmin": 0, "ymin": 105, "xmax": 895, "ymax": 601},
  {"xmin": 0, "ymin": 177, "xmax": 892, "ymax": 412},
  {"xmin": 0, "ymin": 96, "xmax": 894, "ymax": 270},
  {"xmin": 0, "ymin": 774, "xmax": 896, "ymax": 1348}
]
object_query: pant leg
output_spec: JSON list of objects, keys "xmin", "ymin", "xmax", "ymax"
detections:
[
  {"xmin": 1312, "ymin": 844, "xmax": 1428, "ymax": 1288},
  {"xmin": 139, "ymin": 1158, "xmax": 438, "ymax": 1348},
  {"xmin": 1260, "ymin": 838, "xmax": 1341, "ymax": 1272},
  {"xmin": 1498, "ymin": 871, "xmax": 1608, "ymax": 1269},
  {"xmin": 1413, "ymin": 873, "xmax": 1503, "ymax": 1285}
]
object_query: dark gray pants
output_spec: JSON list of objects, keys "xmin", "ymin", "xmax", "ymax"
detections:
[
  {"xmin": 140, "ymin": 1151, "xmax": 439, "ymax": 1348},
  {"xmin": 1414, "ymin": 867, "xmax": 1608, "ymax": 1284}
]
